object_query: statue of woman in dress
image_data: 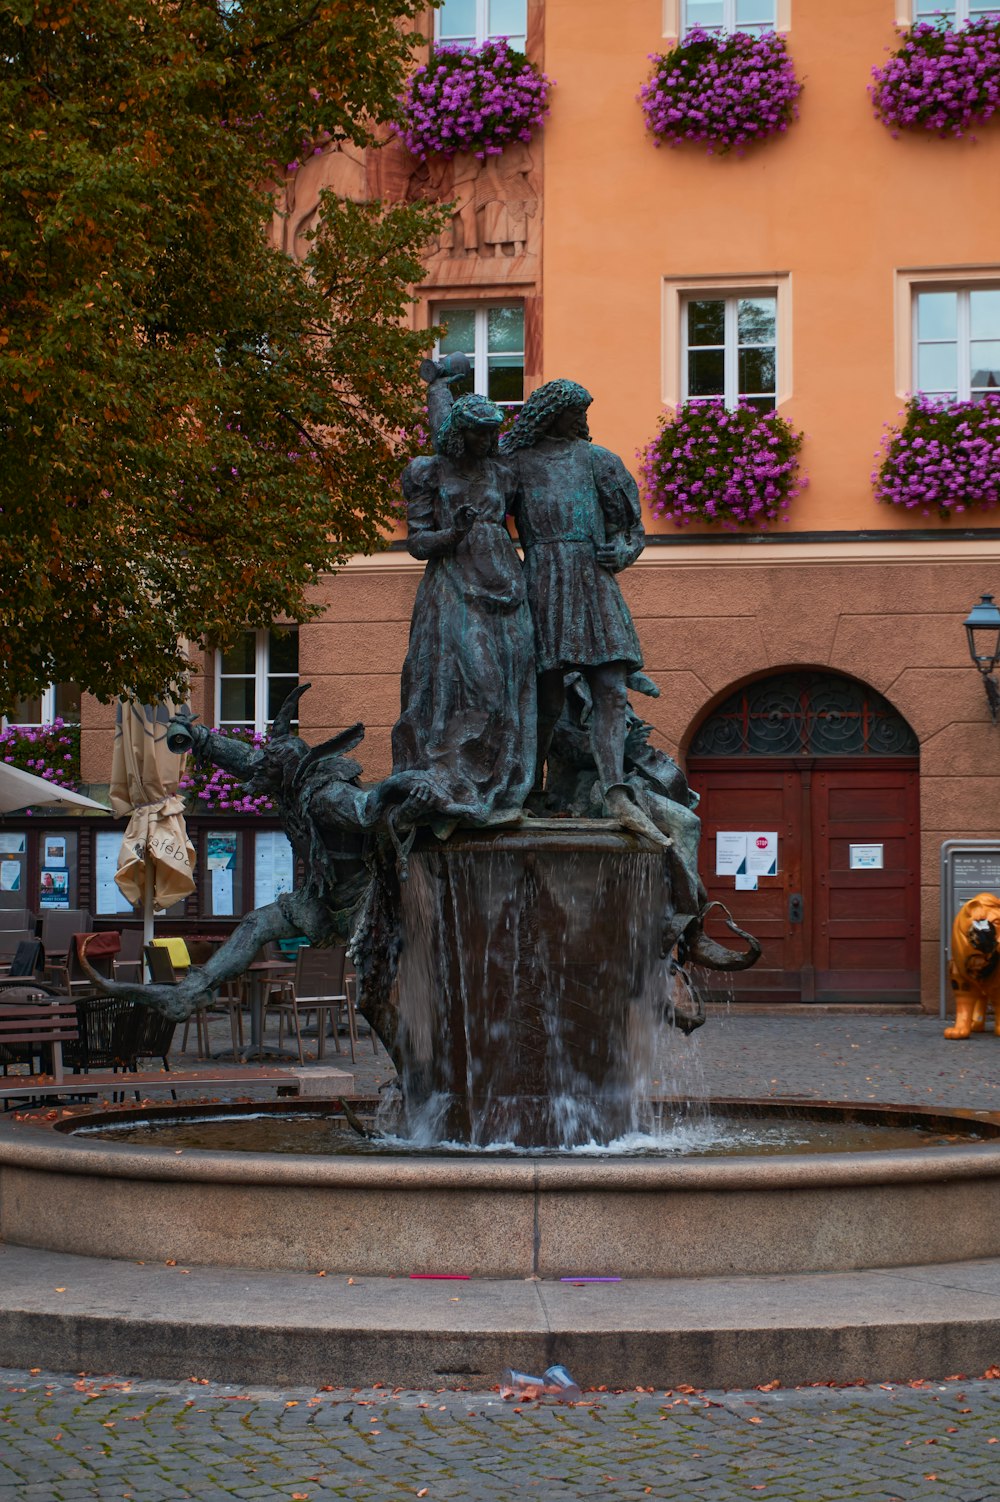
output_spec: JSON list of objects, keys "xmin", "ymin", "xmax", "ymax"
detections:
[{"xmin": 390, "ymin": 384, "xmax": 536, "ymax": 831}]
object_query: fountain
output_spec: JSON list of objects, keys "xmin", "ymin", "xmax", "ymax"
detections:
[{"xmin": 6, "ymin": 367, "xmax": 1000, "ymax": 1388}]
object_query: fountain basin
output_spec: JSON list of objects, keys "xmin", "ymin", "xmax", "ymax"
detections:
[{"xmin": 3, "ymin": 1100, "xmax": 1000, "ymax": 1279}]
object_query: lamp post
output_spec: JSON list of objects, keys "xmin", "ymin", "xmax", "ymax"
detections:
[{"xmin": 963, "ymin": 593, "xmax": 1000, "ymax": 723}]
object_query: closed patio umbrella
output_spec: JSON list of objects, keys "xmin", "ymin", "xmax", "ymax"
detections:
[
  {"xmin": 0, "ymin": 760, "xmax": 109, "ymax": 814},
  {"xmin": 111, "ymin": 699, "xmax": 196, "ymax": 949}
]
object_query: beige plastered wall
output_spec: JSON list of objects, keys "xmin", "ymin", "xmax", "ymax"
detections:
[{"xmin": 541, "ymin": 0, "xmax": 1000, "ymax": 536}]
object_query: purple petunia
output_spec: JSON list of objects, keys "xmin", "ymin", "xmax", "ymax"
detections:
[
  {"xmin": 393, "ymin": 39, "xmax": 552, "ymax": 161},
  {"xmin": 873, "ymin": 393, "xmax": 1000, "ymax": 516},
  {"xmin": 639, "ymin": 399, "xmax": 806, "ymax": 530},
  {"xmin": 871, "ymin": 19, "xmax": 1000, "ymax": 138},
  {"xmin": 178, "ymin": 726, "xmax": 275, "ymax": 815},
  {"xmin": 0, "ymin": 720, "xmax": 82, "ymax": 796},
  {"xmin": 640, "ymin": 28, "xmax": 802, "ymax": 154}
]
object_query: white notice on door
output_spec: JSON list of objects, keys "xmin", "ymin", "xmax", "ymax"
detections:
[
  {"xmin": 716, "ymin": 832, "xmax": 748, "ymax": 876},
  {"xmin": 850, "ymin": 844, "xmax": 884, "ymax": 870},
  {"xmin": 747, "ymin": 832, "xmax": 778, "ymax": 877}
]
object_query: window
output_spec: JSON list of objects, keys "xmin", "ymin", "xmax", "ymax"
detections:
[
  {"xmin": 3, "ymin": 683, "xmax": 80, "ymax": 729},
  {"xmin": 216, "ymin": 628, "xmax": 299, "ymax": 734},
  {"xmin": 682, "ymin": 0, "xmax": 776, "ymax": 35},
  {"xmin": 912, "ymin": 3, "xmax": 1000, "ymax": 24},
  {"xmin": 436, "ymin": 0, "xmax": 527, "ymax": 49},
  {"xmin": 914, "ymin": 286, "xmax": 1000, "ymax": 403},
  {"xmin": 434, "ymin": 304, "xmax": 525, "ymax": 412},
  {"xmin": 683, "ymin": 294, "xmax": 777, "ymax": 412}
]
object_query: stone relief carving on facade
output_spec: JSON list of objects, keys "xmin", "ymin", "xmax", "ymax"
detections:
[
  {"xmin": 404, "ymin": 140, "xmax": 539, "ymax": 271},
  {"xmin": 275, "ymin": 136, "xmax": 540, "ymax": 286},
  {"xmin": 272, "ymin": 142, "xmax": 370, "ymax": 261}
]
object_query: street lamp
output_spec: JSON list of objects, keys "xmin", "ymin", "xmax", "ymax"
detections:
[{"xmin": 963, "ymin": 593, "xmax": 1000, "ymax": 722}]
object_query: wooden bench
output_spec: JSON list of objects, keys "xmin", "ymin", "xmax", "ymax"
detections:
[
  {"xmin": 0, "ymin": 1069, "xmax": 303, "ymax": 1103},
  {"xmin": 0, "ymin": 1001, "xmax": 301, "ymax": 1103},
  {"xmin": 0, "ymin": 999, "xmax": 78, "ymax": 1084}
]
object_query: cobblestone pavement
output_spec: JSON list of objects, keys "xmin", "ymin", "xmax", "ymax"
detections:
[
  {"xmin": 2, "ymin": 1368, "xmax": 1000, "ymax": 1501},
  {"xmin": 657, "ymin": 1012, "xmax": 1000, "ymax": 1114},
  {"xmin": 197, "ymin": 1011, "xmax": 1000, "ymax": 1114}
]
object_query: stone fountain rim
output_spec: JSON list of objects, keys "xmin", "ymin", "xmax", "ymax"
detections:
[{"xmin": 3, "ymin": 1097, "xmax": 1000, "ymax": 1194}]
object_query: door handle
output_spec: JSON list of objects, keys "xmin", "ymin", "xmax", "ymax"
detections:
[{"xmin": 788, "ymin": 893, "xmax": 804, "ymax": 924}]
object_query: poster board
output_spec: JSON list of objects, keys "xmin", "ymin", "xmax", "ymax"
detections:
[
  {"xmin": 254, "ymin": 830, "xmax": 295, "ymax": 908},
  {"xmin": 0, "ymin": 831, "xmax": 26, "ymax": 914},
  {"xmin": 207, "ymin": 832, "xmax": 238, "ymax": 917},
  {"xmin": 939, "ymin": 841, "xmax": 1000, "ymax": 1018},
  {"xmin": 95, "ymin": 831, "xmax": 134, "ymax": 915}
]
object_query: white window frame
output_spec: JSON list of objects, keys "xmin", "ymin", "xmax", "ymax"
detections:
[
  {"xmin": 682, "ymin": 293, "xmax": 779, "ymax": 411},
  {"xmin": 215, "ymin": 628, "xmax": 299, "ymax": 735},
  {"xmin": 907, "ymin": 2, "xmax": 1000, "ymax": 25},
  {"xmin": 894, "ymin": 266, "xmax": 1000, "ymax": 400},
  {"xmin": 433, "ymin": 302, "xmax": 526, "ymax": 413},
  {"xmin": 662, "ymin": 275, "xmax": 791, "ymax": 412},
  {"xmin": 2, "ymin": 683, "xmax": 80, "ymax": 730},
  {"xmin": 434, "ymin": 0, "xmax": 527, "ymax": 49},
  {"xmin": 911, "ymin": 283, "xmax": 1000, "ymax": 403},
  {"xmin": 664, "ymin": 0, "xmax": 789, "ymax": 39}
]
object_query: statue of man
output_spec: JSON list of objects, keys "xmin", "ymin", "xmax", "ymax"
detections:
[{"xmin": 500, "ymin": 379, "xmax": 667, "ymax": 846}]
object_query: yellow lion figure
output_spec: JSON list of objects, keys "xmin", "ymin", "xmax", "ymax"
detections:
[{"xmin": 945, "ymin": 892, "xmax": 1000, "ymax": 1039}]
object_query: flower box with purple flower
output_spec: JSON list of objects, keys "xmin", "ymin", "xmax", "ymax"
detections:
[
  {"xmin": 0, "ymin": 720, "xmax": 83, "ymax": 806},
  {"xmin": 640, "ymin": 399, "xmax": 806, "ymax": 530},
  {"xmin": 179, "ymin": 727, "xmax": 275, "ymax": 816},
  {"xmin": 393, "ymin": 38, "xmax": 552, "ymax": 161},
  {"xmin": 873, "ymin": 394, "xmax": 1000, "ymax": 518},
  {"xmin": 640, "ymin": 28, "xmax": 802, "ymax": 155},
  {"xmin": 870, "ymin": 19, "xmax": 1000, "ymax": 138}
]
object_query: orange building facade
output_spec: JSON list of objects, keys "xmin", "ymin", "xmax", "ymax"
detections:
[{"xmin": 56, "ymin": 1, "xmax": 1000, "ymax": 1010}]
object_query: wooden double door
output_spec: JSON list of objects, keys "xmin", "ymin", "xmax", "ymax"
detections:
[{"xmin": 687, "ymin": 758, "xmax": 920, "ymax": 1005}]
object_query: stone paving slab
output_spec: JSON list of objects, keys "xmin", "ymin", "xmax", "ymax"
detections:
[{"xmin": 2, "ymin": 1366, "xmax": 1000, "ymax": 1502}]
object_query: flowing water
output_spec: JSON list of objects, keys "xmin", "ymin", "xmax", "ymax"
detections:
[
  {"xmin": 394, "ymin": 844, "xmax": 680, "ymax": 1148},
  {"xmin": 66, "ymin": 1106, "xmax": 992, "ymax": 1158}
]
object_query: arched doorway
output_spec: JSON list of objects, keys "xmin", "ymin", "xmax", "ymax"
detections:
[{"xmin": 687, "ymin": 671, "xmax": 920, "ymax": 1005}]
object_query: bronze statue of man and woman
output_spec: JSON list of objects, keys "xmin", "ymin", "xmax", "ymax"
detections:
[
  {"xmin": 390, "ymin": 362, "xmax": 760, "ymax": 983},
  {"xmin": 392, "ymin": 362, "xmax": 669, "ymax": 849}
]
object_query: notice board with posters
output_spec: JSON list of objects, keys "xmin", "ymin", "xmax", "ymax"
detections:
[{"xmin": 940, "ymin": 841, "xmax": 1000, "ymax": 1018}]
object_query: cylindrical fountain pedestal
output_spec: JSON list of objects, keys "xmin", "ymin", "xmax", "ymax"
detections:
[{"xmin": 395, "ymin": 818, "xmax": 673, "ymax": 1147}]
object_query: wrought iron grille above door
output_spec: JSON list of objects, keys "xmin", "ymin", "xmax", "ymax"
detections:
[{"xmin": 689, "ymin": 672, "xmax": 919, "ymax": 759}]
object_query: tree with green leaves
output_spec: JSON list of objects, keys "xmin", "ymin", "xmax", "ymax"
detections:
[{"xmin": 0, "ymin": 0, "xmax": 445, "ymax": 705}]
